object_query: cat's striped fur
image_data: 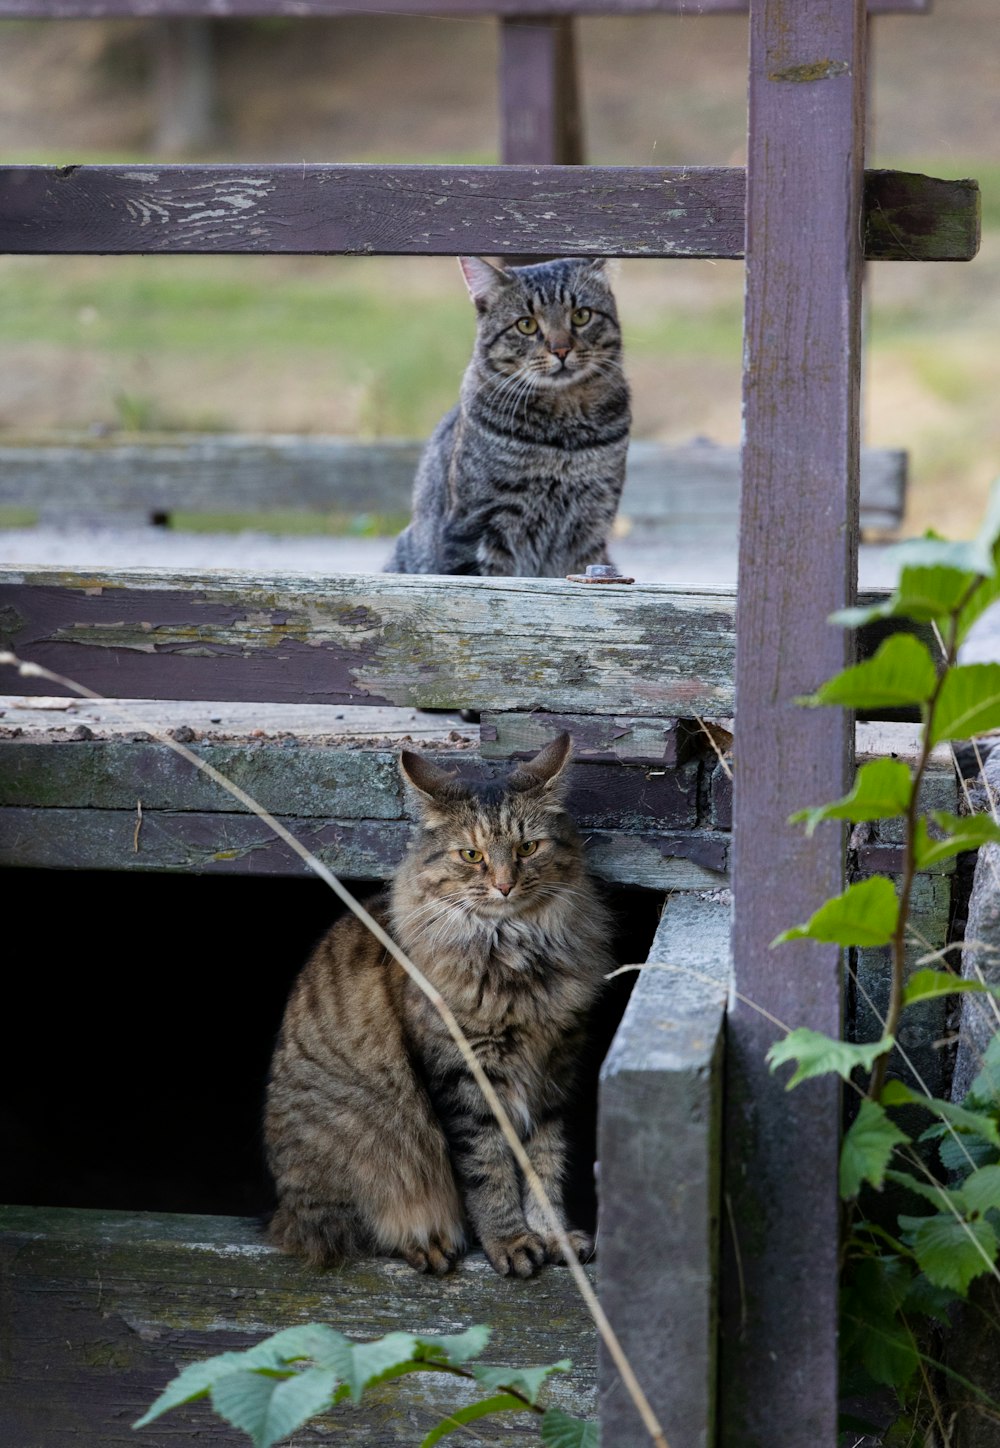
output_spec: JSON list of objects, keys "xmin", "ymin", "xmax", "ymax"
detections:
[
  {"xmin": 386, "ymin": 256, "xmax": 631, "ymax": 577},
  {"xmin": 264, "ymin": 734, "xmax": 612, "ymax": 1278}
]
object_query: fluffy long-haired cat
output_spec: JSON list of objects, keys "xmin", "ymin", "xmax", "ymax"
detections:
[
  {"xmin": 385, "ymin": 255, "xmax": 631, "ymax": 577},
  {"xmin": 265, "ymin": 733, "xmax": 612, "ymax": 1278}
]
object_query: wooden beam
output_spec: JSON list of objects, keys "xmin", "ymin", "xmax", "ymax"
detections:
[
  {"xmin": 0, "ymin": 1205, "xmax": 596, "ymax": 1447},
  {"xmin": 0, "ymin": 0, "xmax": 933, "ymax": 17},
  {"xmin": 0, "ymin": 165, "xmax": 977, "ymax": 261},
  {"xmin": 0, "ymin": 567, "xmax": 740, "ymax": 715},
  {"xmin": 722, "ymin": 0, "xmax": 867, "ymax": 1439},
  {"xmin": 0, "ymin": 435, "xmax": 909, "ymax": 534}
]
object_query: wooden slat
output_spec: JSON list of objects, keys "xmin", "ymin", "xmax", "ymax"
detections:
[
  {"xmin": 0, "ymin": 567, "xmax": 740, "ymax": 715},
  {"xmin": 0, "ymin": 739, "xmax": 700, "ymax": 825},
  {"xmin": 0, "ymin": 435, "xmax": 909, "ymax": 533},
  {"xmin": 599, "ymin": 892, "xmax": 729, "ymax": 1446},
  {"xmin": 500, "ymin": 16, "xmax": 583, "ymax": 166},
  {"xmin": 0, "ymin": 0, "xmax": 932, "ymax": 17},
  {"xmin": 0, "ymin": 165, "xmax": 978, "ymax": 261},
  {"xmin": 0, "ymin": 805, "xmax": 729, "ymax": 886},
  {"xmin": 722, "ymin": 0, "xmax": 867, "ymax": 1439},
  {"xmin": 0, "ymin": 1205, "xmax": 596, "ymax": 1447}
]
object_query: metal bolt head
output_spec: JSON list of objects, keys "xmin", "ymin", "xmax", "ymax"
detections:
[{"xmin": 565, "ymin": 563, "xmax": 636, "ymax": 585}]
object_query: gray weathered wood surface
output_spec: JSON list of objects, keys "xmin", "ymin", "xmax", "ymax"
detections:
[
  {"xmin": 722, "ymin": 0, "xmax": 866, "ymax": 1439},
  {"xmin": 500, "ymin": 16, "xmax": 582, "ymax": 167},
  {"xmin": 0, "ymin": 1205, "xmax": 596, "ymax": 1446},
  {"xmin": 0, "ymin": 0, "xmax": 932, "ymax": 17},
  {"xmin": 599, "ymin": 891, "xmax": 729, "ymax": 1448},
  {"xmin": 0, "ymin": 435, "xmax": 909, "ymax": 535},
  {"xmin": 0, "ymin": 566, "xmax": 741, "ymax": 715},
  {"xmin": 0, "ymin": 165, "xmax": 978, "ymax": 262}
]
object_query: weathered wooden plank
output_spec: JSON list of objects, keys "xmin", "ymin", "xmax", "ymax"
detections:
[
  {"xmin": 0, "ymin": 0, "xmax": 931, "ymax": 17},
  {"xmin": 599, "ymin": 891, "xmax": 729, "ymax": 1448},
  {"xmin": 722, "ymin": 0, "xmax": 868, "ymax": 1439},
  {"xmin": 0, "ymin": 164, "xmax": 748, "ymax": 259},
  {"xmin": 0, "ymin": 695, "xmax": 477, "ymax": 744},
  {"xmin": 0, "ymin": 165, "xmax": 977, "ymax": 262},
  {"xmin": 0, "ymin": 739, "xmax": 700, "ymax": 827},
  {"xmin": 500, "ymin": 16, "xmax": 582, "ymax": 167},
  {"xmin": 0, "ymin": 1206, "xmax": 596, "ymax": 1447},
  {"xmin": 0, "ymin": 435, "xmax": 909, "ymax": 534},
  {"xmin": 0, "ymin": 567, "xmax": 740, "ymax": 715},
  {"xmin": 0, "ymin": 806, "xmax": 728, "ymax": 885}
]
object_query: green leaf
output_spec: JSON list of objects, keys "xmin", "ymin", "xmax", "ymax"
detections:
[
  {"xmin": 899, "ymin": 1213, "xmax": 998, "ymax": 1293},
  {"xmin": 767, "ymin": 1029, "xmax": 892, "ymax": 1090},
  {"xmin": 209, "ymin": 1368, "xmax": 340, "ymax": 1448},
  {"xmin": 931, "ymin": 663, "xmax": 1000, "ymax": 745},
  {"xmin": 541, "ymin": 1407, "xmax": 601, "ymax": 1448},
  {"xmin": 340, "ymin": 1333, "xmax": 420, "ymax": 1403},
  {"xmin": 840, "ymin": 1100, "xmax": 909, "ymax": 1198},
  {"xmin": 834, "ymin": 563, "xmax": 982, "ymax": 632},
  {"xmin": 415, "ymin": 1326, "xmax": 492, "ymax": 1366},
  {"xmin": 789, "ymin": 758, "xmax": 912, "ymax": 836},
  {"xmin": 774, "ymin": 876, "xmax": 899, "ymax": 949},
  {"xmin": 841, "ymin": 1257, "xmax": 919, "ymax": 1393},
  {"xmin": 902, "ymin": 1272, "xmax": 960, "ymax": 1324},
  {"xmin": 133, "ymin": 1352, "xmax": 252, "ymax": 1428},
  {"xmin": 902, "ymin": 967, "xmax": 1000, "ymax": 1008},
  {"xmin": 472, "ymin": 1360, "xmax": 572, "ymax": 1406},
  {"xmin": 882, "ymin": 1080, "xmax": 1000, "ymax": 1146},
  {"xmin": 884, "ymin": 1168, "xmax": 964, "ymax": 1213},
  {"xmin": 243, "ymin": 1323, "xmax": 351, "ymax": 1371},
  {"xmin": 938, "ymin": 1131, "xmax": 999, "ymax": 1174},
  {"xmin": 798, "ymin": 634, "xmax": 937, "ymax": 711},
  {"xmin": 420, "ymin": 1395, "xmax": 527, "ymax": 1447},
  {"xmin": 913, "ymin": 811, "xmax": 1000, "ymax": 869},
  {"xmin": 962, "ymin": 1164, "xmax": 1000, "ymax": 1217}
]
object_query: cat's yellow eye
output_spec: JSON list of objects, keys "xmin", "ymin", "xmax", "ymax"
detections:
[
  {"xmin": 460, "ymin": 847, "xmax": 485, "ymax": 864},
  {"xmin": 516, "ymin": 317, "xmax": 539, "ymax": 336},
  {"xmin": 515, "ymin": 840, "xmax": 539, "ymax": 857},
  {"xmin": 570, "ymin": 307, "xmax": 592, "ymax": 327}
]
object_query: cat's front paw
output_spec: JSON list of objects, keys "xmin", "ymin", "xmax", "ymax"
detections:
[
  {"xmin": 482, "ymin": 1231, "xmax": 548, "ymax": 1280},
  {"xmin": 545, "ymin": 1229, "xmax": 595, "ymax": 1265},
  {"xmin": 402, "ymin": 1233, "xmax": 464, "ymax": 1276}
]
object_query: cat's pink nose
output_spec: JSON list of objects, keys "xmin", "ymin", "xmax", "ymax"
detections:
[
  {"xmin": 550, "ymin": 345, "xmax": 571, "ymax": 360},
  {"xmin": 494, "ymin": 881, "xmax": 514, "ymax": 896}
]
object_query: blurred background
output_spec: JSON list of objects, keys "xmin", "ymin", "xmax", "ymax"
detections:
[{"xmin": 0, "ymin": 0, "xmax": 995, "ymax": 541}]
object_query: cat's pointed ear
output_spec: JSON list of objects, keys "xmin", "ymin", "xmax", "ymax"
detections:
[
  {"xmin": 400, "ymin": 750, "xmax": 464, "ymax": 807},
  {"xmin": 510, "ymin": 731, "xmax": 573, "ymax": 801},
  {"xmin": 458, "ymin": 256, "xmax": 514, "ymax": 312},
  {"xmin": 579, "ymin": 256, "xmax": 618, "ymax": 284}
]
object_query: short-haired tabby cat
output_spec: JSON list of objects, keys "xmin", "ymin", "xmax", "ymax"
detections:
[
  {"xmin": 265, "ymin": 733, "xmax": 612, "ymax": 1278},
  {"xmin": 385, "ymin": 255, "xmax": 631, "ymax": 577}
]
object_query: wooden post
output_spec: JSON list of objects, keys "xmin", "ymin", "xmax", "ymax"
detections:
[
  {"xmin": 499, "ymin": 15, "xmax": 583, "ymax": 165},
  {"xmin": 150, "ymin": 18, "xmax": 216, "ymax": 155},
  {"xmin": 721, "ymin": 0, "xmax": 866, "ymax": 1441}
]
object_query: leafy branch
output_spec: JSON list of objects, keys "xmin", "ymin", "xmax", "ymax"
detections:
[
  {"xmin": 131, "ymin": 1321, "xmax": 598, "ymax": 1447},
  {"xmin": 767, "ymin": 482, "xmax": 1000, "ymax": 1433}
]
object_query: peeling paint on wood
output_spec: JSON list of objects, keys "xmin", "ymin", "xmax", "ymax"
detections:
[{"xmin": 0, "ymin": 566, "xmax": 740, "ymax": 716}]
